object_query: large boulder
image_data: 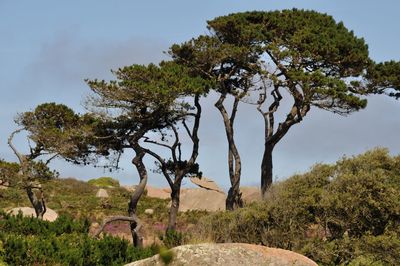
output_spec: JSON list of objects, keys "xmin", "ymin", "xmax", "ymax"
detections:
[
  {"xmin": 179, "ymin": 188, "xmax": 226, "ymax": 212},
  {"xmin": 8, "ymin": 207, "xmax": 58, "ymax": 222},
  {"xmin": 146, "ymin": 186, "xmax": 171, "ymax": 199},
  {"xmin": 125, "ymin": 243, "xmax": 318, "ymax": 266},
  {"xmin": 240, "ymin": 187, "xmax": 262, "ymax": 203}
]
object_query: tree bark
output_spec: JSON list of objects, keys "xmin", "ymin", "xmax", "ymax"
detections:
[
  {"xmin": 261, "ymin": 143, "xmax": 274, "ymax": 199},
  {"xmin": 128, "ymin": 144, "xmax": 148, "ymax": 248},
  {"xmin": 167, "ymin": 179, "xmax": 182, "ymax": 232},
  {"xmin": 26, "ymin": 186, "xmax": 46, "ymax": 220},
  {"xmin": 215, "ymin": 94, "xmax": 243, "ymax": 210},
  {"xmin": 94, "ymin": 215, "xmax": 141, "ymax": 238}
]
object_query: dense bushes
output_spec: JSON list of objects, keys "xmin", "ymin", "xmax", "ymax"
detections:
[
  {"xmin": 88, "ymin": 177, "xmax": 120, "ymax": 187},
  {"xmin": 0, "ymin": 212, "xmax": 156, "ymax": 265},
  {"xmin": 195, "ymin": 148, "xmax": 400, "ymax": 265}
]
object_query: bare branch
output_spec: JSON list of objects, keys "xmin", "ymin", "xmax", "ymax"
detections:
[
  {"xmin": 182, "ymin": 120, "xmax": 193, "ymax": 141},
  {"xmin": 8, "ymin": 128, "xmax": 25, "ymax": 164},
  {"xmin": 94, "ymin": 215, "xmax": 141, "ymax": 238},
  {"xmin": 143, "ymin": 137, "xmax": 173, "ymax": 150}
]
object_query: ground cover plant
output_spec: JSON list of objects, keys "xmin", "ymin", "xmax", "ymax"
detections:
[{"xmin": 0, "ymin": 211, "xmax": 156, "ymax": 266}]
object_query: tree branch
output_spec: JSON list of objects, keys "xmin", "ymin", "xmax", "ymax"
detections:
[
  {"xmin": 94, "ymin": 215, "xmax": 141, "ymax": 238},
  {"xmin": 8, "ymin": 128, "xmax": 25, "ymax": 164}
]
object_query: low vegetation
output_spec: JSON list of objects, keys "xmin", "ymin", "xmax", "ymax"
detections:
[
  {"xmin": 88, "ymin": 177, "xmax": 120, "ymax": 188},
  {"xmin": 0, "ymin": 212, "xmax": 156, "ymax": 265},
  {"xmin": 1, "ymin": 148, "xmax": 399, "ymax": 265},
  {"xmin": 190, "ymin": 148, "xmax": 400, "ymax": 265},
  {"xmin": 0, "ymin": 177, "xmax": 169, "ymax": 221}
]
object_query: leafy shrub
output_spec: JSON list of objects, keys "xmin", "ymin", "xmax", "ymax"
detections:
[
  {"xmin": 160, "ymin": 230, "xmax": 186, "ymax": 248},
  {"xmin": 88, "ymin": 177, "xmax": 120, "ymax": 187},
  {"xmin": 193, "ymin": 148, "xmax": 400, "ymax": 264},
  {"xmin": 0, "ymin": 212, "xmax": 155, "ymax": 265}
]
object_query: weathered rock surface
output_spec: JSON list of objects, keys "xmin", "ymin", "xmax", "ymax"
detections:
[
  {"xmin": 8, "ymin": 207, "xmax": 58, "ymax": 222},
  {"xmin": 146, "ymin": 186, "xmax": 171, "ymax": 199},
  {"xmin": 190, "ymin": 177, "xmax": 224, "ymax": 193},
  {"xmin": 96, "ymin": 188, "xmax": 109, "ymax": 198},
  {"xmin": 241, "ymin": 186, "xmax": 262, "ymax": 203},
  {"xmin": 179, "ymin": 188, "xmax": 226, "ymax": 212},
  {"xmin": 125, "ymin": 243, "xmax": 318, "ymax": 266}
]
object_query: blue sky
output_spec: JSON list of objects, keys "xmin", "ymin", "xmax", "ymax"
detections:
[{"xmin": 1, "ymin": 1, "xmax": 400, "ymax": 189}]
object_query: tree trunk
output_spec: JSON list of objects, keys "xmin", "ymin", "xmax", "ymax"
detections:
[
  {"xmin": 215, "ymin": 95, "xmax": 243, "ymax": 211},
  {"xmin": 128, "ymin": 145, "xmax": 148, "ymax": 248},
  {"xmin": 26, "ymin": 186, "xmax": 46, "ymax": 220},
  {"xmin": 167, "ymin": 180, "xmax": 182, "ymax": 232},
  {"xmin": 261, "ymin": 143, "xmax": 274, "ymax": 199},
  {"xmin": 225, "ymin": 157, "xmax": 243, "ymax": 210}
]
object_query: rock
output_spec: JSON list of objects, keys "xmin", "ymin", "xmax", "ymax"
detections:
[
  {"xmin": 89, "ymin": 222, "xmax": 100, "ymax": 236},
  {"xmin": 125, "ymin": 243, "xmax": 318, "ymax": 266},
  {"xmin": 0, "ymin": 180, "xmax": 8, "ymax": 189},
  {"xmin": 122, "ymin": 185, "xmax": 137, "ymax": 192},
  {"xmin": 96, "ymin": 188, "xmax": 109, "ymax": 198},
  {"xmin": 144, "ymin": 209, "xmax": 154, "ymax": 215},
  {"xmin": 240, "ymin": 187, "xmax": 262, "ymax": 203},
  {"xmin": 190, "ymin": 177, "xmax": 224, "ymax": 193},
  {"xmin": 8, "ymin": 207, "xmax": 58, "ymax": 222},
  {"xmin": 146, "ymin": 186, "xmax": 171, "ymax": 199},
  {"xmin": 179, "ymin": 188, "xmax": 226, "ymax": 212}
]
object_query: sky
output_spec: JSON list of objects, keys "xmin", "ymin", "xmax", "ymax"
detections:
[{"xmin": 1, "ymin": 0, "xmax": 400, "ymax": 190}]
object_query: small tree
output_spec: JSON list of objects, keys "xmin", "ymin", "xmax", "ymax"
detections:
[
  {"xmin": 8, "ymin": 103, "xmax": 96, "ymax": 219},
  {"xmin": 84, "ymin": 61, "xmax": 208, "ymax": 245},
  {"xmin": 170, "ymin": 34, "xmax": 259, "ymax": 210},
  {"xmin": 143, "ymin": 94, "xmax": 203, "ymax": 231}
]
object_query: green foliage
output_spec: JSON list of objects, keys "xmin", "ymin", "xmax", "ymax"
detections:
[
  {"xmin": 16, "ymin": 103, "xmax": 91, "ymax": 160},
  {"xmin": 194, "ymin": 148, "xmax": 400, "ymax": 264},
  {"xmin": 172, "ymin": 9, "xmax": 372, "ymax": 115},
  {"xmin": 0, "ymin": 177, "xmax": 169, "ymax": 222},
  {"xmin": 158, "ymin": 246, "xmax": 174, "ymax": 265},
  {"xmin": 367, "ymin": 60, "xmax": 400, "ymax": 99},
  {"xmin": 0, "ymin": 159, "xmax": 19, "ymax": 187},
  {"xmin": 0, "ymin": 239, "xmax": 5, "ymax": 265},
  {"xmin": 0, "ymin": 212, "xmax": 155, "ymax": 265},
  {"xmin": 160, "ymin": 230, "xmax": 185, "ymax": 249},
  {"xmin": 88, "ymin": 177, "xmax": 120, "ymax": 187}
]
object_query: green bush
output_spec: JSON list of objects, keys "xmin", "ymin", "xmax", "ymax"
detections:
[
  {"xmin": 194, "ymin": 148, "xmax": 400, "ymax": 264},
  {"xmin": 0, "ymin": 212, "xmax": 155, "ymax": 265},
  {"xmin": 88, "ymin": 177, "xmax": 120, "ymax": 187},
  {"xmin": 160, "ymin": 230, "xmax": 186, "ymax": 248}
]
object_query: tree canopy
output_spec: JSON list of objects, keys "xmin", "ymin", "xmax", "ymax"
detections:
[{"xmin": 170, "ymin": 9, "xmax": 379, "ymax": 198}]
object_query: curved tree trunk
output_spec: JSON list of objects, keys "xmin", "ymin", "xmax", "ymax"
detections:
[
  {"xmin": 26, "ymin": 186, "xmax": 46, "ymax": 219},
  {"xmin": 128, "ymin": 144, "xmax": 148, "ymax": 248},
  {"xmin": 215, "ymin": 95, "xmax": 243, "ymax": 210},
  {"xmin": 167, "ymin": 179, "xmax": 182, "ymax": 232},
  {"xmin": 261, "ymin": 143, "xmax": 274, "ymax": 199}
]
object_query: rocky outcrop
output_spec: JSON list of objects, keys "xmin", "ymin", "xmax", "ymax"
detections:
[
  {"xmin": 190, "ymin": 177, "xmax": 224, "ymax": 193},
  {"xmin": 240, "ymin": 187, "xmax": 262, "ymax": 203},
  {"xmin": 179, "ymin": 189, "xmax": 226, "ymax": 212},
  {"xmin": 125, "ymin": 243, "xmax": 318, "ymax": 266},
  {"xmin": 146, "ymin": 186, "xmax": 170, "ymax": 199},
  {"xmin": 8, "ymin": 207, "xmax": 58, "ymax": 222}
]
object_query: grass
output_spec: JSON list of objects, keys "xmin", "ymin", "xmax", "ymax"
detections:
[{"xmin": 0, "ymin": 177, "xmax": 170, "ymax": 224}]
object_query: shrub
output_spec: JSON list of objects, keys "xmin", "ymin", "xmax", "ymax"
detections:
[
  {"xmin": 88, "ymin": 177, "xmax": 120, "ymax": 187},
  {"xmin": 193, "ymin": 148, "xmax": 400, "ymax": 264},
  {"xmin": 0, "ymin": 212, "xmax": 155, "ymax": 265},
  {"xmin": 160, "ymin": 230, "xmax": 186, "ymax": 248}
]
